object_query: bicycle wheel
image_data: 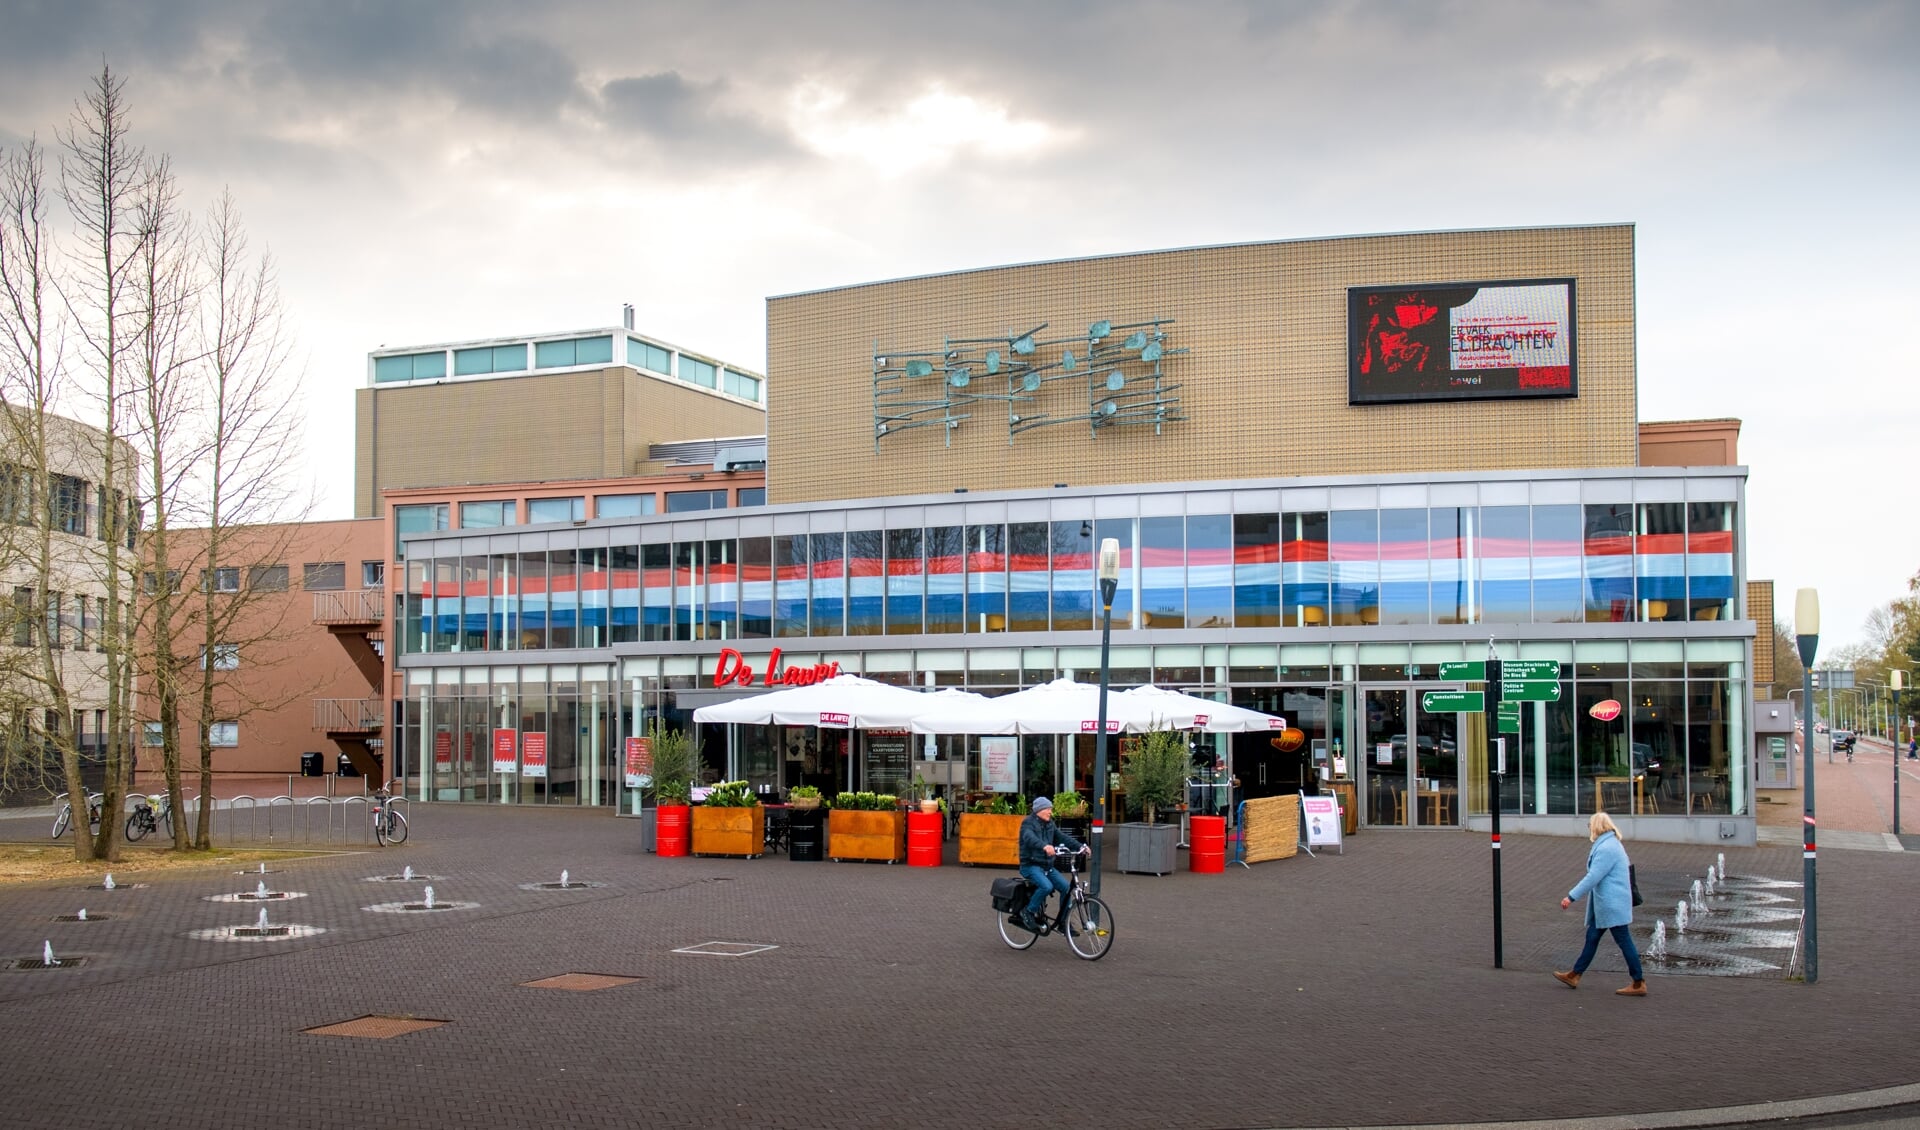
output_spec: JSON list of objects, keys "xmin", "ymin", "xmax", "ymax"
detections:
[
  {"xmin": 1066, "ymin": 896, "xmax": 1115, "ymax": 961},
  {"xmin": 383, "ymin": 810, "xmax": 409, "ymax": 845},
  {"xmin": 52, "ymin": 805, "xmax": 70, "ymax": 839},
  {"xmin": 87, "ymin": 806, "xmax": 101, "ymax": 836},
  {"xmin": 161, "ymin": 808, "xmax": 173, "ymax": 839},
  {"xmin": 125, "ymin": 810, "xmax": 149, "ymax": 841},
  {"xmin": 996, "ymin": 911, "xmax": 1038, "ymax": 950}
]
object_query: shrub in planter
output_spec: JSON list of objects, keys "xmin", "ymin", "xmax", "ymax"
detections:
[
  {"xmin": 692, "ymin": 779, "xmax": 763, "ymax": 857},
  {"xmin": 1116, "ymin": 730, "xmax": 1188, "ymax": 875},
  {"xmin": 648, "ymin": 724, "xmax": 696, "ymax": 857},
  {"xmin": 788, "ymin": 784, "xmax": 822, "ymax": 810}
]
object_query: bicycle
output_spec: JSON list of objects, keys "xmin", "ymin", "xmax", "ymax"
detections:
[
  {"xmin": 51, "ymin": 792, "xmax": 103, "ymax": 840},
  {"xmin": 124, "ymin": 793, "xmax": 173, "ymax": 842},
  {"xmin": 990, "ymin": 847, "xmax": 1115, "ymax": 961},
  {"xmin": 371, "ymin": 779, "xmax": 409, "ymax": 845}
]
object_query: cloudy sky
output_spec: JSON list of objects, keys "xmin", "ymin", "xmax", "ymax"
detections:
[{"xmin": 2, "ymin": 1, "xmax": 1915, "ymax": 653}]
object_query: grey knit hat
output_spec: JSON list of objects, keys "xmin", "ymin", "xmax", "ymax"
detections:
[{"xmin": 1031, "ymin": 796, "xmax": 1053, "ymax": 813}]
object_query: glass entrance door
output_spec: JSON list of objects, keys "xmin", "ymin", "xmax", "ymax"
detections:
[{"xmin": 1360, "ymin": 686, "xmax": 1464, "ymax": 828}]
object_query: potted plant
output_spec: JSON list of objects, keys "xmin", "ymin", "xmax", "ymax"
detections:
[
  {"xmin": 691, "ymin": 779, "xmax": 764, "ymax": 857},
  {"xmin": 788, "ymin": 784, "xmax": 822, "ymax": 810},
  {"xmin": 958, "ymin": 792, "xmax": 1026, "ymax": 866},
  {"xmin": 1116, "ymin": 730, "xmax": 1188, "ymax": 875},
  {"xmin": 828, "ymin": 791, "xmax": 906, "ymax": 862},
  {"xmin": 648, "ymin": 724, "xmax": 697, "ymax": 857},
  {"xmin": 1052, "ymin": 789, "xmax": 1090, "ymax": 843},
  {"xmin": 912, "ymin": 772, "xmax": 939, "ymax": 813}
]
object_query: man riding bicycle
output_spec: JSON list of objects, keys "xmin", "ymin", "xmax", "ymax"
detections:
[{"xmin": 1017, "ymin": 795, "xmax": 1086, "ymax": 931}]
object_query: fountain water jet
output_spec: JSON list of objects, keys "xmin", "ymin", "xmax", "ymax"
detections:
[
  {"xmin": 103, "ymin": 874, "xmax": 114, "ymax": 890},
  {"xmin": 402, "ymin": 864, "xmax": 413, "ymax": 881},
  {"xmin": 43, "ymin": 941, "xmax": 54, "ymax": 965},
  {"xmin": 1690, "ymin": 880, "xmax": 1707, "ymax": 914},
  {"xmin": 1649, "ymin": 920, "xmax": 1669, "ymax": 962},
  {"xmin": 561, "ymin": 870, "xmax": 569, "ymax": 887},
  {"xmin": 256, "ymin": 881, "xmax": 269, "ymax": 899},
  {"xmin": 423, "ymin": 885, "xmax": 435, "ymax": 910},
  {"xmin": 1676, "ymin": 901, "xmax": 1690, "ymax": 934},
  {"xmin": 76, "ymin": 909, "xmax": 86, "ymax": 922}
]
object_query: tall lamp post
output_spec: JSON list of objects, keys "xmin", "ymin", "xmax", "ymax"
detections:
[
  {"xmin": 1089, "ymin": 537, "xmax": 1120, "ymax": 898},
  {"xmin": 1795, "ymin": 588, "xmax": 1820, "ymax": 984},
  {"xmin": 1893, "ymin": 669, "xmax": 1906, "ymax": 835}
]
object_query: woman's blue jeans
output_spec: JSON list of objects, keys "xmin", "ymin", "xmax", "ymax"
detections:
[{"xmin": 1572, "ymin": 923, "xmax": 1645, "ymax": 981}]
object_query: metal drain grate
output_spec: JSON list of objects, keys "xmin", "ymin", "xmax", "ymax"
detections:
[
  {"xmin": 304, "ymin": 1015, "xmax": 447, "ymax": 1039},
  {"xmin": 11, "ymin": 957, "xmax": 87, "ymax": 969},
  {"xmin": 53, "ymin": 914, "xmax": 108, "ymax": 922},
  {"xmin": 521, "ymin": 973, "xmax": 643, "ymax": 991},
  {"xmin": 673, "ymin": 941, "xmax": 778, "ymax": 957}
]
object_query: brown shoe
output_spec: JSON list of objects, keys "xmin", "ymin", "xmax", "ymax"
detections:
[
  {"xmin": 1553, "ymin": 970, "xmax": 1580, "ymax": 989},
  {"xmin": 1616, "ymin": 980, "xmax": 1648, "ymax": 996}
]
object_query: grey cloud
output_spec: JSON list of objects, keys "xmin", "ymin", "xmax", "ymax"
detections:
[{"xmin": 599, "ymin": 72, "xmax": 799, "ymax": 161}]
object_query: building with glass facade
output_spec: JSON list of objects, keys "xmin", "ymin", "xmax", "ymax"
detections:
[{"xmin": 388, "ymin": 225, "xmax": 1760, "ymax": 844}]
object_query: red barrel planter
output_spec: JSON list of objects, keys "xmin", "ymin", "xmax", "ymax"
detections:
[
  {"xmin": 1189, "ymin": 814, "xmax": 1226, "ymax": 873},
  {"xmin": 655, "ymin": 804, "xmax": 691, "ymax": 857},
  {"xmin": 906, "ymin": 810, "xmax": 944, "ymax": 867}
]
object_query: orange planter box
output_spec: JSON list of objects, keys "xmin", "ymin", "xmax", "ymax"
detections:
[
  {"xmin": 828, "ymin": 809, "xmax": 906, "ymax": 862},
  {"xmin": 691, "ymin": 805, "xmax": 764, "ymax": 858},
  {"xmin": 958, "ymin": 812, "xmax": 1023, "ymax": 866}
]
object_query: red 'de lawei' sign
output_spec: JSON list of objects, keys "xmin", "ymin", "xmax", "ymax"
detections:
[{"xmin": 1588, "ymin": 699, "xmax": 1623, "ymax": 722}]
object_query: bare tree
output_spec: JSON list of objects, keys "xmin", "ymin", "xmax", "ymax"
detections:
[{"xmin": 55, "ymin": 65, "xmax": 152, "ymax": 861}]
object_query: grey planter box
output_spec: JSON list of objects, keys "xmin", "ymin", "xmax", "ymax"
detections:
[
  {"xmin": 1116, "ymin": 822, "xmax": 1178, "ymax": 875},
  {"xmin": 641, "ymin": 807, "xmax": 657, "ymax": 853}
]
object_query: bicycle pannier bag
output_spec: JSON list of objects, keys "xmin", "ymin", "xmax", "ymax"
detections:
[{"xmin": 989, "ymin": 877, "xmax": 1026, "ymax": 913}]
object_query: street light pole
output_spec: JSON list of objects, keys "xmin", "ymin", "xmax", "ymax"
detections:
[
  {"xmin": 1893, "ymin": 670, "xmax": 1906, "ymax": 836},
  {"xmin": 1089, "ymin": 537, "xmax": 1120, "ymax": 898},
  {"xmin": 1795, "ymin": 588, "xmax": 1820, "ymax": 984}
]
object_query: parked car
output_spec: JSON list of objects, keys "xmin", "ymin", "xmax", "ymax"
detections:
[
  {"xmin": 1814, "ymin": 723, "xmax": 1828, "ymax": 734},
  {"xmin": 1831, "ymin": 730, "xmax": 1855, "ymax": 752}
]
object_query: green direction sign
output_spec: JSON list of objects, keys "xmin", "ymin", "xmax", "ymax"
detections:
[
  {"xmin": 1503, "ymin": 679, "xmax": 1562, "ymax": 702},
  {"xmin": 1497, "ymin": 701, "xmax": 1522, "ymax": 733},
  {"xmin": 1437, "ymin": 661, "xmax": 1486, "ymax": 681},
  {"xmin": 1421, "ymin": 690, "xmax": 1485, "ymax": 713},
  {"xmin": 1502, "ymin": 659, "xmax": 1560, "ymax": 680}
]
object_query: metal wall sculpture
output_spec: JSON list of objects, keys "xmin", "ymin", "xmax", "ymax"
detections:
[{"xmin": 873, "ymin": 317, "xmax": 1185, "ymax": 451}]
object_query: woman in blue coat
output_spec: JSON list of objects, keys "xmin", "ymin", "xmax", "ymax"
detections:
[{"xmin": 1553, "ymin": 812, "xmax": 1647, "ymax": 996}]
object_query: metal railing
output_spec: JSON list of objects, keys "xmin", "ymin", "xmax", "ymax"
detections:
[
  {"xmin": 314, "ymin": 698, "xmax": 383, "ymax": 732},
  {"xmin": 312, "ymin": 588, "xmax": 384, "ymax": 624}
]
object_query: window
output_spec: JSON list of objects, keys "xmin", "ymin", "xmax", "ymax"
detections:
[
  {"xmin": 526, "ymin": 497, "xmax": 585, "ymax": 524},
  {"xmin": 50, "ymin": 474, "xmax": 87, "ymax": 535},
  {"xmin": 723, "ymin": 369, "xmax": 762, "ymax": 401},
  {"xmin": 249, "ymin": 564, "xmax": 289, "ymax": 592},
  {"xmin": 736, "ymin": 488, "xmax": 766, "ymax": 508},
  {"xmin": 394, "ymin": 503, "xmax": 448, "ymax": 559},
  {"xmin": 78, "ymin": 594, "xmax": 94, "ymax": 651},
  {"xmin": 373, "ymin": 351, "xmax": 446, "ymax": 382},
  {"xmin": 203, "ymin": 567, "xmax": 241, "ymax": 593},
  {"xmin": 534, "ymin": 336, "xmax": 614, "ymax": 369},
  {"xmin": 94, "ymin": 597, "xmax": 108, "ymax": 652},
  {"xmin": 596, "ymin": 493, "xmax": 656, "ymax": 518},
  {"xmin": 628, "ymin": 338, "xmax": 672, "ymax": 374},
  {"xmin": 142, "ymin": 722, "xmax": 164, "ymax": 747},
  {"xmin": 459, "ymin": 500, "xmax": 517, "ymax": 528},
  {"xmin": 679, "ymin": 355, "xmax": 717, "ymax": 388},
  {"xmin": 2, "ymin": 464, "xmax": 33, "ymax": 524},
  {"xmin": 666, "ymin": 489, "xmax": 727, "ymax": 513},
  {"xmin": 363, "ymin": 561, "xmax": 385, "ymax": 587},
  {"xmin": 45, "ymin": 592, "xmax": 61, "ymax": 649},
  {"xmin": 304, "ymin": 562, "xmax": 346, "ymax": 591},
  {"xmin": 202, "ymin": 643, "xmax": 239, "ymax": 670},
  {"xmin": 13, "ymin": 587, "xmax": 34, "ymax": 647},
  {"xmin": 209, "ymin": 721, "xmax": 239, "ymax": 747},
  {"xmin": 452, "ymin": 343, "xmax": 528, "ymax": 376}
]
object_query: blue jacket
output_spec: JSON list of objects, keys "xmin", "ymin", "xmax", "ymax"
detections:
[{"xmin": 1568, "ymin": 830, "xmax": 1634, "ymax": 929}]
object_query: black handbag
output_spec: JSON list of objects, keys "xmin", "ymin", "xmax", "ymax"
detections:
[{"xmin": 1629, "ymin": 863, "xmax": 1644, "ymax": 907}]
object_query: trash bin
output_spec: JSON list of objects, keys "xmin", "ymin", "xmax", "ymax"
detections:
[
  {"xmin": 336, "ymin": 753, "xmax": 360, "ymax": 778},
  {"xmin": 787, "ymin": 807, "xmax": 826, "ymax": 861},
  {"xmin": 300, "ymin": 751, "xmax": 324, "ymax": 778}
]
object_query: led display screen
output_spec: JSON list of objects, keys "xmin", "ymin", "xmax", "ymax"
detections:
[{"xmin": 1348, "ymin": 277, "xmax": 1576, "ymax": 404}]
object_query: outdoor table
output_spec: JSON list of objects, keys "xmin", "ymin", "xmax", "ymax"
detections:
[
  {"xmin": 1591, "ymin": 775, "xmax": 1646, "ymax": 814},
  {"xmin": 1416, "ymin": 787, "xmax": 1456, "ymax": 825}
]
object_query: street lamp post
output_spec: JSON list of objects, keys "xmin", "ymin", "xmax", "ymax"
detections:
[
  {"xmin": 1795, "ymin": 588, "xmax": 1820, "ymax": 984},
  {"xmin": 1090, "ymin": 537, "xmax": 1120, "ymax": 898},
  {"xmin": 1893, "ymin": 669, "xmax": 1906, "ymax": 835}
]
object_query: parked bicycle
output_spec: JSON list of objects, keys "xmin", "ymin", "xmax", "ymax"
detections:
[
  {"xmin": 124, "ymin": 793, "xmax": 173, "ymax": 842},
  {"xmin": 51, "ymin": 792, "xmax": 103, "ymax": 839},
  {"xmin": 371, "ymin": 779, "xmax": 408, "ymax": 846},
  {"xmin": 990, "ymin": 847, "xmax": 1114, "ymax": 960}
]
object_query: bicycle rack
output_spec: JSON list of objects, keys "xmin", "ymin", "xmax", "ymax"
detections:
[
  {"xmin": 263, "ymin": 796, "xmax": 294, "ymax": 842},
  {"xmin": 337, "ymin": 796, "xmax": 371, "ymax": 841},
  {"xmin": 301, "ymin": 797, "xmax": 332, "ymax": 840},
  {"xmin": 228, "ymin": 796, "xmax": 258, "ymax": 842}
]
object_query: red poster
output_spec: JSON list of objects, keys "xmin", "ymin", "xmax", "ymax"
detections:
[
  {"xmin": 434, "ymin": 731, "xmax": 452, "ymax": 765},
  {"xmin": 492, "ymin": 728, "xmax": 517, "ymax": 773},
  {"xmin": 523, "ymin": 732, "xmax": 548, "ymax": 778},
  {"xmin": 624, "ymin": 736, "xmax": 652, "ymax": 786}
]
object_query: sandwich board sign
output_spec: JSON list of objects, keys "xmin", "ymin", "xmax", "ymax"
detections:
[{"xmin": 1299, "ymin": 793, "xmax": 1344, "ymax": 856}]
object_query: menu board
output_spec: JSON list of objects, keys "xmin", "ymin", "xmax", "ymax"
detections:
[
  {"xmin": 1301, "ymin": 794, "xmax": 1343, "ymax": 849},
  {"xmin": 864, "ymin": 729, "xmax": 911, "ymax": 796},
  {"xmin": 979, "ymin": 736, "xmax": 1019, "ymax": 793}
]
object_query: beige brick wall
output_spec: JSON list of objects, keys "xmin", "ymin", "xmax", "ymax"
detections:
[
  {"xmin": 355, "ymin": 368, "xmax": 766, "ymax": 516},
  {"xmin": 767, "ymin": 225, "xmax": 1636, "ymax": 505}
]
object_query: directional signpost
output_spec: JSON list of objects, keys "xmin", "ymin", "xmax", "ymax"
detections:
[
  {"xmin": 1496, "ymin": 701, "xmax": 1521, "ymax": 733},
  {"xmin": 1437, "ymin": 661, "xmax": 1486, "ymax": 681},
  {"xmin": 1420, "ymin": 690, "xmax": 1484, "ymax": 713},
  {"xmin": 1500, "ymin": 659, "xmax": 1561, "ymax": 702}
]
